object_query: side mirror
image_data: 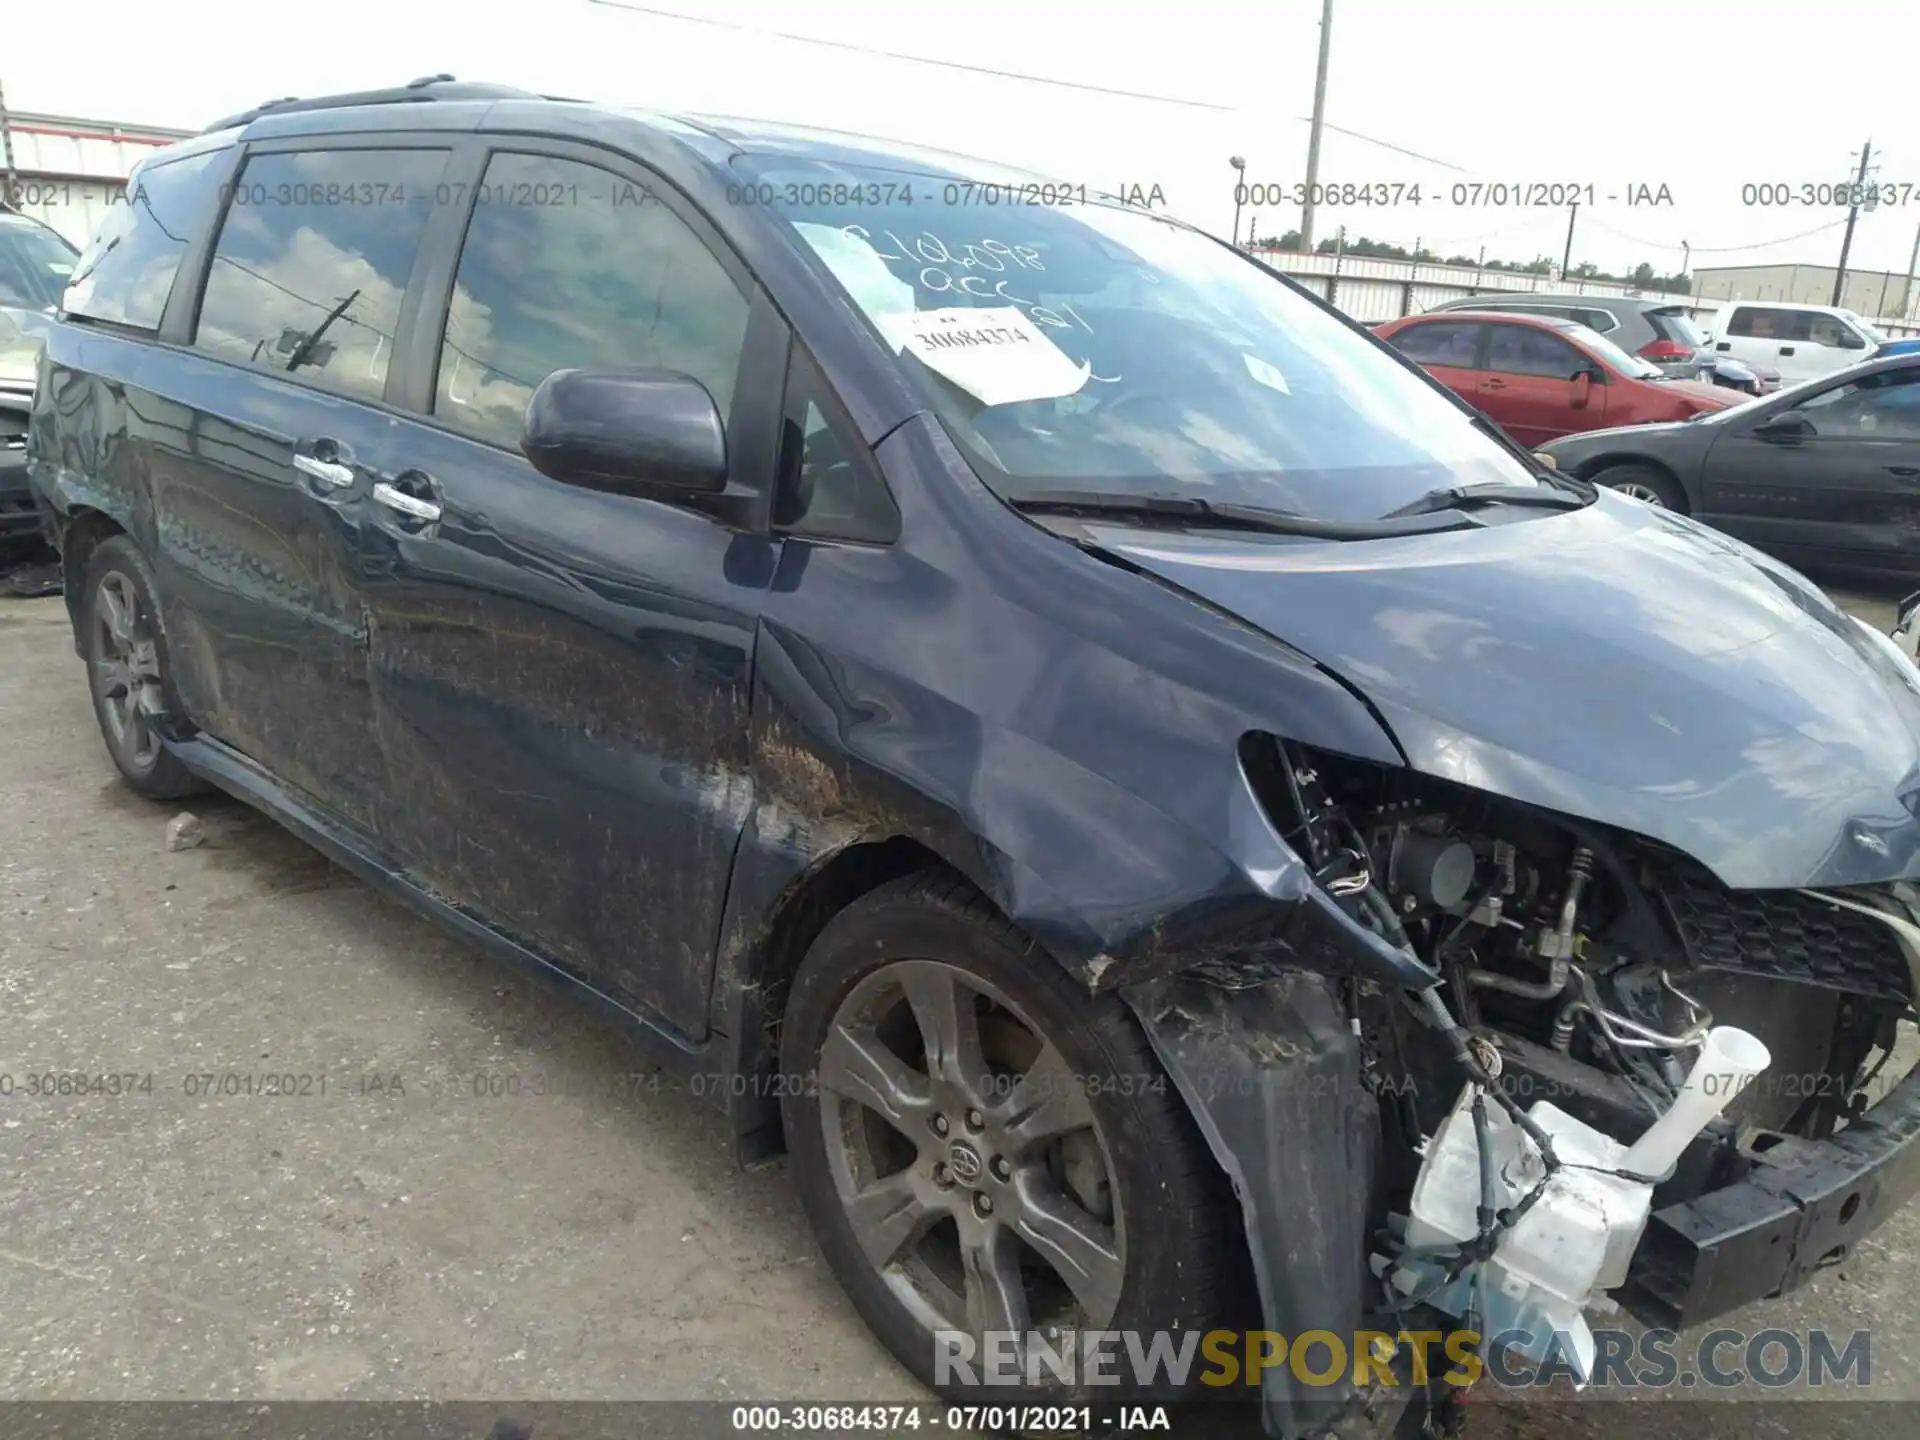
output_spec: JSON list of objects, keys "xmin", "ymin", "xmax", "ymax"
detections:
[
  {"xmin": 521, "ymin": 368, "xmax": 727, "ymax": 497},
  {"xmin": 1837, "ymin": 331, "xmax": 1867, "ymax": 350},
  {"xmin": 1570, "ymin": 370, "xmax": 1592, "ymax": 408},
  {"xmin": 1752, "ymin": 411, "xmax": 1811, "ymax": 443}
]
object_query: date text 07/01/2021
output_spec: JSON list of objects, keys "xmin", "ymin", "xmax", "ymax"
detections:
[{"xmin": 727, "ymin": 1403, "xmax": 1174, "ymax": 1432}]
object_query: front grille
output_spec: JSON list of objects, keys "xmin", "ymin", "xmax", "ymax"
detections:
[{"xmin": 1651, "ymin": 860, "xmax": 1913, "ymax": 1003}]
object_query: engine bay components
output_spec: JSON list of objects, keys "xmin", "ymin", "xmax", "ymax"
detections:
[
  {"xmin": 1228, "ymin": 734, "xmax": 1919, "ymax": 1388},
  {"xmin": 1385, "ymin": 1026, "xmax": 1773, "ymax": 1383},
  {"xmin": 1390, "ymin": 832, "xmax": 1478, "ymax": 912}
]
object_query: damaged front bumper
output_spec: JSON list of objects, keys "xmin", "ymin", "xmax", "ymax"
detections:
[
  {"xmin": 1127, "ymin": 960, "xmax": 1920, "ymax": 1439},
  {"xmin": 1631, "ymin": 1058, "xmax": 1920, "ymax": 1328}
]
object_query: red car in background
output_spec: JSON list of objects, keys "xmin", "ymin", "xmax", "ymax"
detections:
[{"xmin": 1373, "ymin": 310, "xmax": 1736, "ymax": 446}]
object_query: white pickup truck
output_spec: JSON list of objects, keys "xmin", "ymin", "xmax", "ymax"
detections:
[{"xmin": 1698, "ymin": 300, "xmax": 1882, "ymax": 384}]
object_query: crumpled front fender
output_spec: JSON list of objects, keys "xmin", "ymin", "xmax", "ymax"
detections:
[{"xmin": 1125, "ymin": 968, "xmax": 1410, "ymax": 1440}]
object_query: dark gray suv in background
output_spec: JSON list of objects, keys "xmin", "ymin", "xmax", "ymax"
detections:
[
  {"xmin": 0, "ymin": 209, "xmax": 78, "ymax": 551},
  {"xmin": 1422, "ymin": 291, "xmax": 1712, "ymax": 379}
]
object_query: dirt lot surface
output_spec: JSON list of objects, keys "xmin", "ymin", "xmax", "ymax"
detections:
[{"xmin": 3, "ymin": 576, "xmax": 1920, "ymax": 1438}]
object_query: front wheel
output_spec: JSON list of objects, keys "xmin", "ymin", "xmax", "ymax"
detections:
[
  {"xmin": 780, "ymin": 873, "xmax": 1234, "ymax": 1401},
  {"xmin": 1591, "ymin": 462, "xmax": 1687, "ymax": 511}
]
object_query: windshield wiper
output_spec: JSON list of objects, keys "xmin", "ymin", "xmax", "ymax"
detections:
[
  {"xmin": 1009, "ymin": 488, "xmax": 1482, "ymax": 540},
  {"xmin": 1464, "ymin": 416, "xmax": 1590, "ymax": 495},
  {"xmin": 1380, "ymin": 480, "xmax": 1588, "ymax": 520}
]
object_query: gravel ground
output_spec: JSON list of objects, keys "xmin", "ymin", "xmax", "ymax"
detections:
[{"xmin": 3, "ymin": 573, "xmax": 1920, "ymax": 1438}]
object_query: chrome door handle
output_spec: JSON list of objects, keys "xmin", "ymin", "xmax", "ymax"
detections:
[
  {"xmin": 372, "ymin": 481, "xmax": 442, "ymax": 522},
  {"xmin": 294, "ymin": 454, "xmax": 355, "ymax": 489}
]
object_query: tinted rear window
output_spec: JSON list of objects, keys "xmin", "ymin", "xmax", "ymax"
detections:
[
  {"xmin": 63, "ymin": 148, "xmax": 228, "ymax": 332},
  {"xmin": 1727, "ymin": 307, "xmax": 1808, "ymax": 340},
  {"xmin": 1389, "ymin": 321, "xmax": 1481, "ymax": 365},
  {"xmin": 1647, "ymin": 308, "xmax": 1704, "ymax": 346}
]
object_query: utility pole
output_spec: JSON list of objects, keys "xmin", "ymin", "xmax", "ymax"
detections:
[
  {"xmin": 1299, "ymin": 0, "xmax": 1335, "ymax": 251},
  {"xmin": 1901, "ymin": 222, "xmax": 1920, "ymax": 322},
  {"xmin": 284, "ymin": 289, "xmax": 360, "ymax": 375},
  {"xmin": 1561, "ymin": 201, "xmax": 1578, "ymax": 281},
  {"xmin": 1229, "ymin": 156, "xmax": 1246, "ymax": 247},
  {"xmin": 0, "ymin": 76, "xmax": 18, "ymax": 210},
  {"xmin": 1832, "ymin": 139, "xmax": 1873, "ymax": 307}
]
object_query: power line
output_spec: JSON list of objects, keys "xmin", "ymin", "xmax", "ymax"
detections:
[
  {"xmin": 1584, "ymin": 213, "xmax": 1848, "ymax": 256},
  {"xmin": 590, "ymin": 0, "xmax": 1492, "ymax": 178},
  {"xmin": 1301, "ymin": 119, "xmax": 1471, "ymax": 174},
  {"xmin": 587, "ymin": 0, "xmax": 1236, "ymax": 111}
]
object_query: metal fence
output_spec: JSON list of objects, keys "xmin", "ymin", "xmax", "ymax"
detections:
[{"xmin": 1252, "ymin": 247, "xmax": 1920, "ymax": 337}]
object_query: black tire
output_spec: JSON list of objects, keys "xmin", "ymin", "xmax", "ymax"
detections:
[
  {"xmin": 1591, "ymin": 462, "xmax": 1687, "ymax": 512},
  {"xmin": 780, "ymin": 871, "xmax": 1234, "ymax": 1403},
  {"xmin": 80, "ymin": 535, "xmax": 204, "ymax": 800}
]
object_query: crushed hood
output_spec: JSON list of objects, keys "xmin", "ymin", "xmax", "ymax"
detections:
[{"xmin": 1090, "ymin": 492, "xmax": 1920, "ymax": 890}]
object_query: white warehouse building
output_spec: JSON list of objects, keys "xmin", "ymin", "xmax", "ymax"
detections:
[{"xmin": 2, "ymin": 110, "xmax": 194, "ymax": 248}]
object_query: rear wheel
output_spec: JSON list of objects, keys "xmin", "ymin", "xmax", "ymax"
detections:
[
  {"xmin": 1592, "ymin": 462, "xmax": 1686, "ymax": 511},
  {"xmin": 780, "ymin": 873, "xmax": 1233, "ymax": 1400},
  {"xmin": 82, "ymin": 536, "xmax": 203, "ymax": 800}
]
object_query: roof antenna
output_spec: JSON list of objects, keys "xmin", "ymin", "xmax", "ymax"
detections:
[{"xmin": 405, "ymin": 74, "xmax": 456, "ymax": 88}]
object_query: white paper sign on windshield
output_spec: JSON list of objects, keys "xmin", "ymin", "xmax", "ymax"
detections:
[
  {"xmin": 879, "ymin": 306, "xmax": 1090, "ymax": 407},
  {"xmin": 793, "ymin": 223, "xmax": 916, "ymax": 321}
]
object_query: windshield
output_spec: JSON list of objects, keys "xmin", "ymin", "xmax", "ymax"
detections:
[
  {"xmin": 1563, "ymin": 322, "xmax": 1662, "ymax": 378},
  {"xmin": 1843, "ymin": 311, "xmax": 1888, "ymax": 345},
  {"xmin": 1648, "ymin": 308, "xmax": 1705, "ymax": 347},
  {"xmin": 1694, "ymin": 365, "xmax": 1854, "ymax": 424},
  {"xmin": 0, "ymin": 216, "xmax": 79, "ymax": 311},
  {"xmin": 743, "ymin": 158, "xmax": 1545, "ymax": 523}
]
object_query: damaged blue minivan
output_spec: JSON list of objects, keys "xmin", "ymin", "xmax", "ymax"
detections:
[{"xmin": 29, "ymin": 77, "xmax": 1920, "ymax": 1437}]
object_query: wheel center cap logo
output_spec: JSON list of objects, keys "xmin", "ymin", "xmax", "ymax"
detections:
[{"xmin": 947, "ymin": 1141, "xmax": 983, "ymax": 1185}]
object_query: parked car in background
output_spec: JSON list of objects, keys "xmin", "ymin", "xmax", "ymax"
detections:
[
  {"xmin": 1420, "ymin": 292, "xmax": 1712, "ymax": 379},
  {"xmin": 1710, "ymin": 354, "xmax": 1780, "ymax": 395},
  {"xmin": 1375, "ymin": 310, "xmax": 1735, "ymax": 446},
  {"xmin": 0, "ymin": 209, "xmax": 78, "ymax": 555},
  {"xmin": 1701, "ymin": 300, "xmax": 1882, "ymax": 385},
  {"xmin": 1538, "ymin": 354, "xmax": 1920, "ymax": 577}
]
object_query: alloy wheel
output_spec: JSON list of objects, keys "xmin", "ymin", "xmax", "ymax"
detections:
[
  {"xmin": 815, "ymin": 959, "xmax": 1126, "ymax": 1351},
  {"xmin": 1616, "ymin": 482, "xmax": 1668, "ymax": 507},
  {"xmin": 93, "ymin": 571, "xmax": 165, "ymax": 770}
]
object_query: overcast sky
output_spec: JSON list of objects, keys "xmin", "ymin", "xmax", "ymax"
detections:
[{"xmin": 10, "ymin": 0, "xmax": 1920, "ymax": 278}]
